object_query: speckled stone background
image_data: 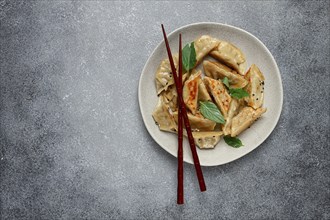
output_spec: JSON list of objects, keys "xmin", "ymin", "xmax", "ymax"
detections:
[{"xmin": 0, "ymin": 1, "xmax": 329, "ymax": 219}]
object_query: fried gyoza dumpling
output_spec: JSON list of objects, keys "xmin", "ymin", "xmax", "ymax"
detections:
[
  {"xmin": 155, "ymin": 54, "xmax": 179, "ymax": 95},
  {"xmin": 192, "ymin": 131, "xmax": 223, "ymax": 149},
  {"xmin": 194, "ymin": 35, "xmax": 220, "ymax": 66},
  {"xmin": 210, "ymin": 41, "xmax": 246, "ymax": 75},
  {"xmin": 244, "ymin": 64, "xmax": 265, "ymax": 109},
  {"xmin": 194, "ymin": 67, "xmax": 211, "ymax": 102},
  {"xmin": 203, "ymin": 60, "xmax": 248, "ymax": 88},
  {"xmin": 173, "ymin": 111, "xmax": 216, "ymax": 131},
  {"xmin": 160, "ymin": 72, "xmax": 190, "ymax": 112},
  {"xmin": 231, "ymin": 107, "xmax": 267, "ymax": 137},
  {"xmin": 183, "ymin": 71, "xmax": 202, "ymax": 115},
  {"xmin": 152, "ymin": 96, "xmax": 177, "ymax": 132},
  {"xmin": 162, "ymin": 85, "xmax": 178, "ymax": 112},
  {"xmin": 198, "ymin": 78, "xmax": 212, "ymax": 102},
  {"xmin": 203, "ymin": 76, "xmax": 231, "ymax": 118},
  {"xmin": 222, "ymin": 99, "xmax": 243, "ymax": 135}
]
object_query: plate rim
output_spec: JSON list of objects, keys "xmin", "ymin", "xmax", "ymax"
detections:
[{"xmin": 138, "ymin": 22, "xmax": 283, "ymax": 166}]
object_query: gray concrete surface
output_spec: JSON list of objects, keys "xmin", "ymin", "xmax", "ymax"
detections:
[{"xmin": 0, "ymin": 1, "xmax": 329, "ymax": 219}]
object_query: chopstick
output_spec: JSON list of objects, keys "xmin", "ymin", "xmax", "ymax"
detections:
[
  {"xmin": 177, "ymin": 34, "xmax": 184, "ymax": 204},
  {"xmin": 161, "ymin": 24, "xmax": 206, "ymax": 193}
]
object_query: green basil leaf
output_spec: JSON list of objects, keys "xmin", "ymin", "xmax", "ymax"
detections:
[
  {"xmin": 222, "ymin": 77, "xmax": 230, "ymax": 88},
  {"xmin": 182, "ymin": 42, "xmax": 196, "ymax": 71},
  {"xmin": 223, "ymin": 135, "xmax": 243, "ymax": 148},
  {"xmin": 199, "ymin": 101, "xmax": 225, "ymax": 124},
  {"xmin": 229, "ymin": 88, "xmax": 249, "ymax": 99}
]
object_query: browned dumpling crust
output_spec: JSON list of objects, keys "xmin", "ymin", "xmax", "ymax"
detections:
[
  {"xmin": 203, "ymin": 76, "xmax": 232, "ymax": 118},
  {"xmin": 183, "ymin": 71, "xmax": 201, "ymax": 115},
  {"xmin": 203, "ymin": 60, "xmax": 248, "ymax": 88},
  {"xmin": 244, "ymin": 64, "xmax": 265, "ymax": 109}
]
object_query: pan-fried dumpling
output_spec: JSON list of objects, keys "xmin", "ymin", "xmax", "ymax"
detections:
[
  {"xmin": 192, "ymin": 131, "xmax": 223, "ymax": 149},
  {"xmin": 223, "ymin": 99, "xmax": 243, "ymax": 135},
  {"xmin": 210, "ymin": 41, "xmax": 246, "ymax": 75},
  {"xmin": 183, "ymin": 71, "xmax": 201, "ymax": 115},
  {"xmin": 203, "ymin": 76, "xmax": 231, "ymax": 118},
  {"xmin": 231, "ymin": 107, "xmax": 267, "ymax": 137},
  {"xmin": 159, "ymin": 72, "xmax": 190, "ymax": 113},
  {"xmin": 155, "ymin": 54, "xmax": 179, "ymax": 95},
  {"xmin": 162, "ymin": 85, "xmax": 178, "ymax": 112},
  {"xmin": 194, "ymin": 35, "xmax": 220, "ymax": 66},
  {"xmin": 159, "ymin": 72, "xmax": 190, "ymax": 112},
  {"xmin": 152, "ymin": 96, "xmax": 178, "ymax": 132},
  {"xmin": 244, "ymin": 64, "xmax": 265, "ymax": 109},
  {"xmin": 198, "ymin": 78, "xmax": 212, "ymax": 101},
  {"xmin": 173, "ymin": 111, "xmax": 216, "ymax": 131},
  {"xmin": 203, "ymin": 60, "xmax": 248, "ymax": 88},
  {"xmin": 187, "ymin": 69, "xmax": 212, "ymax": 102}
]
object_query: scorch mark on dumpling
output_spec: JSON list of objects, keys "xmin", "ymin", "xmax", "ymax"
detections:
[
  {"xmin": 183, "ymin": 71, "xmax": 201, "ymax": 115},
  {"xmin": 203, "ymin": 76, "xmax": 231, "ymax": 118}
]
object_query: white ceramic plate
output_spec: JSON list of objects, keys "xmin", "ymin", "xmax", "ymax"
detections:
[{"xmin": 139, "ymin": 22, "xmax": 283, "ymax": 166}]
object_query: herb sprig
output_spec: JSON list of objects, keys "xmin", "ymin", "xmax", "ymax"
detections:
[
  {"xmin": 199, "ymin": 101, "xmax": 225, "ymax": 124},
  {"xmin": 222, "ymin": 77, "xmax": 249, "ymax": 99},
  {"xmin": 223, "ymin": 135, "xmax": 243, "ymax": 148},
  {"xmin": 182, "ymin": 42, "xmax": 196, "ymax": 71}
]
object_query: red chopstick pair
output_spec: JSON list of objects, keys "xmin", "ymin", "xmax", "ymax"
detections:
[{"xmin": 161, "ymin": 24, "xmax": 206, "ymax": 205}]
